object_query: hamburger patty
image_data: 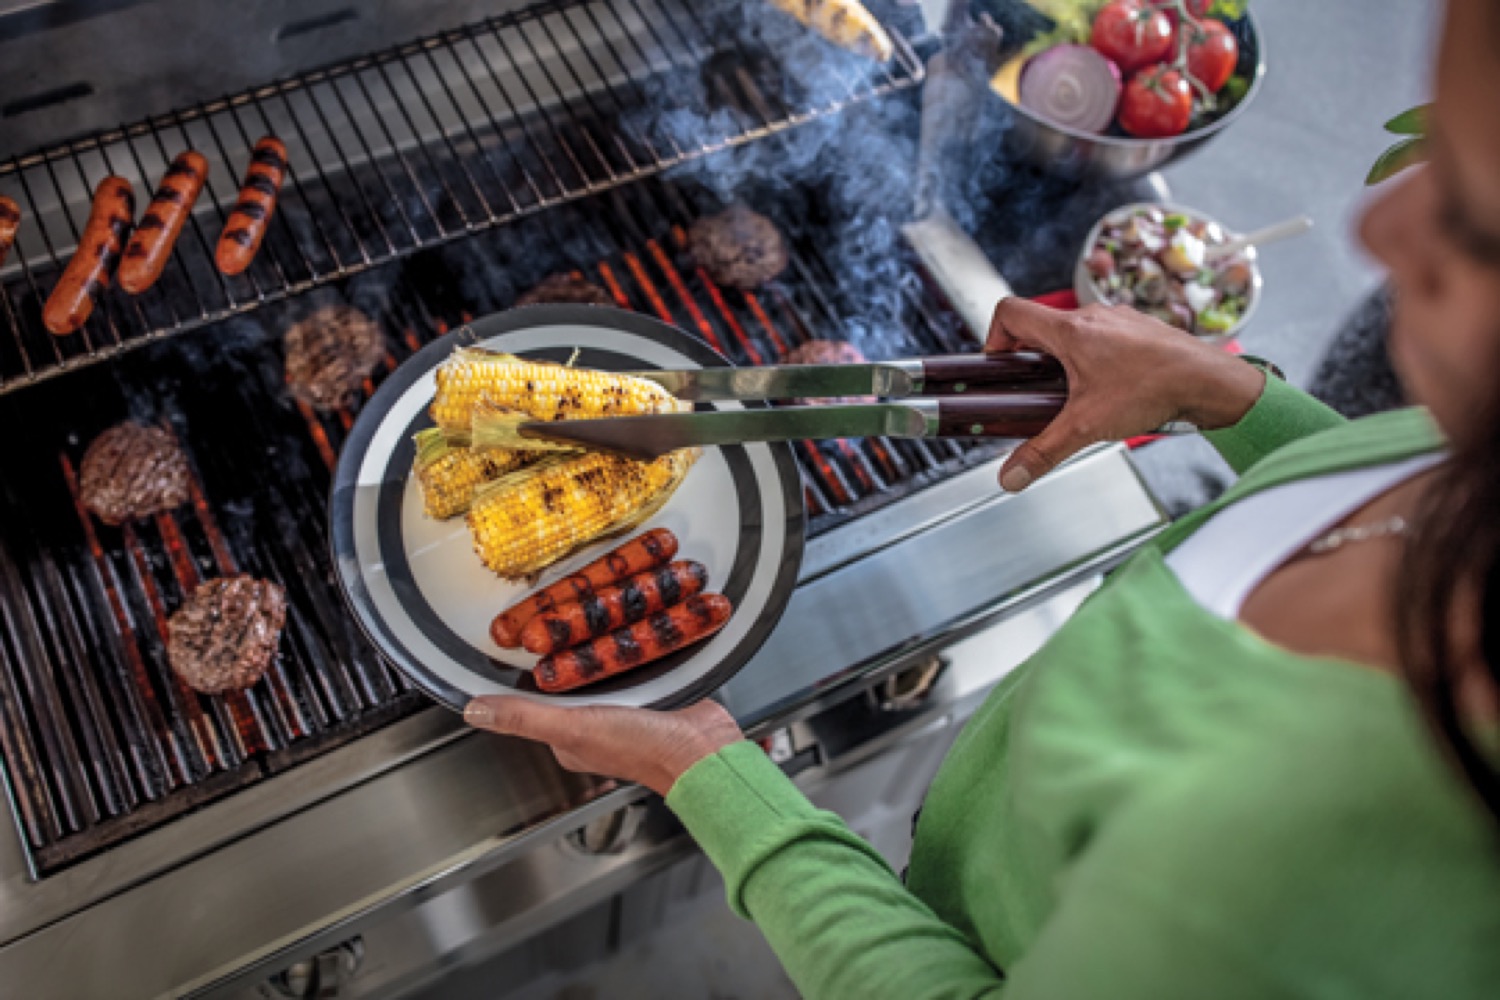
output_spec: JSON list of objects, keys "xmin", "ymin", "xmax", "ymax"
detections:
[
  {"xmin": 283, "ymin": 305, "xmax": 385, "ymax": 411},
  {"xmin": 785, "ymin": 339, "xmax": 867, "ymax": 367},
  {"xmin": 168, "ymin": 575, "xmax": 287, "ymax": 695},
  {"xmin": 688, "ymin": 205, "xmax": 788, "ymax": 289},
  {"xmin": 515, "ymin": 274, "xmax": 614, "ymax": 307},
  {"xmin": 79, "ymin": 422, "xmax": 192, "ymax": 526}
]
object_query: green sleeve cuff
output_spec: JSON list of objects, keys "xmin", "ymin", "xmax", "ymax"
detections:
[
  {"xmin": 666, "ymin": 740, "xmax": 852, "ymax": 918},
  {"xmin": 1201, "ymin": 374, "xmax": 1345, "ymax": 476}
]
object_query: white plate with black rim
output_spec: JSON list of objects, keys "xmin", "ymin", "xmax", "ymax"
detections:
[{"xmin": 330, "ymin": 305, "xmax": 805, "ymax": 712}]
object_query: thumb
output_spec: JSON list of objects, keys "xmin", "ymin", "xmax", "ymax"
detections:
[
  {"xmin": 998, "ymin": 407, "xmax": 1090, "ymax": 493},
  {"xmin": 464, "ymin": 695, "xmax": 577, "ymax": 743}
]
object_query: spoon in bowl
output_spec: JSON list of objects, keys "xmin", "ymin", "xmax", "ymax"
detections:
[{"xmin": 1206, "ymin": 215, "xmax": 1314, "ymax": 262}]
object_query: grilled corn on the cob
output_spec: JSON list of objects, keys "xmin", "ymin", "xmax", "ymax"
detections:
[
  {"xmin": 767, "ymin": 0, "xmax": 893, "ymax": 62},
  {"xmin": 413, "ymin": 428, "xmax": 535, "ymax": 520},
  {"xmin": 470, "ymin": 394, "xmax": 581, "ymax": 454},
  {"xmin": 466, "ymin": 450, "xmax": 696, "ymax": 580},
  {"xmin": 430, "ymin": 349, "xmax": 686, "ymax": 436}
]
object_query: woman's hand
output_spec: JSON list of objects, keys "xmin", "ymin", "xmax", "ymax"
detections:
[
  {"xmin": 463, "ymin": 696, "xmax": 744, "ymax": 796},
  {"xmin": 988, "ymin": 299, "xmax": 1266, "ymax": 492}
]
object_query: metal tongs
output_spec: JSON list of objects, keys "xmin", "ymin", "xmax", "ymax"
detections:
[{"xmin": 517, "ymin": 352, "xmax": 1072, "ymax": 460}]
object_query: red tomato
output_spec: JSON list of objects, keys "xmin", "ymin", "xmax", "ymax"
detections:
[
  {"xmin": 1118, "ymin": 67, "xmax": 1193, "ymax": 138},
  {"xmin": 1185, "ymin": 19, "xmax": 1239, "ymax": 93},
  {"xmin": 1091, "ymin": 0, "xmax": 1174, "ymax": 75}
]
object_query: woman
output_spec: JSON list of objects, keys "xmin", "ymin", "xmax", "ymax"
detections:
[{"xmin": 464, "ymin": 0, "xmax": 1500, "ymax": 993}]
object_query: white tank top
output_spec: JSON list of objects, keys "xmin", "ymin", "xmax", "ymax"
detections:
[{"xmin": 1165, "ymin": 453, "xmax": 1444, "ymax": 620}]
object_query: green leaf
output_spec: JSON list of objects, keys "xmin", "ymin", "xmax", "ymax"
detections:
[
  {"xmin": 1383, "ymin": 104, "xmax": 1430, "ymax": 136},
  {"xmin": 1208, "ymin": 0, "xmax": 1250, "ymax": 18},
  {"xmin": 1365, "ymin": 136, "xmax": 1427, "ymax": 186},
  {"xmin": 1220, "ymin": 74, "xmax": 1250, "ymax": 106},
  {"xmin": 1022, "ymin": 0, "xmax": 1110, "ymax": 21},
  {"xmin": 1018, "ymin": 0, "xmax": 1108, "ymax": 53},
  {"xmin": 1021, "ymin": 21, "xmax": 1089, "ymax": 56}
]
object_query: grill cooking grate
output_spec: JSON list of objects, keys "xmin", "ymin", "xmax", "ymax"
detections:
[
  {"xmin": 0, "ymin": 167, "xmax": 1005, "ymax": 875},
  {"xmin": 0, "ymin": 0, "xmax": 921, "ymax": 397}
]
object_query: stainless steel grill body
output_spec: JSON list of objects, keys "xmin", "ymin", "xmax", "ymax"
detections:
[{"xmin": 0, "ymin": 3, "xmax": 1172, "ymax": 996}]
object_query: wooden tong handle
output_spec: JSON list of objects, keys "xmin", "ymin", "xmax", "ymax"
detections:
[{"xmin": 919, "ymin": 353, "xmax": 1066, "ymax": 396}]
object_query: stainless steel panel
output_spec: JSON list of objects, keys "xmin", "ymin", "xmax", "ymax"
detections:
[
  {"xmin": 720, "ymin": 445, "xmax": 1164, "ymax": 726},
  {"xmin": 237, "ymin": 578, "xmax": 1097, "ymax": 1000}
]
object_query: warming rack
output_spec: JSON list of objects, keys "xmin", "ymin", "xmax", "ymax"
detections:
[{"xmin": 0, "ymin": 0, "xmax": 921, "ymax": 396}]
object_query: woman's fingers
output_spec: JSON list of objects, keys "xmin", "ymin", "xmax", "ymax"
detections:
[
  {"xmin": 463, "ymin": 696, "xmax": 744, "ymax": 795},
  {"xmin": 465, "ymin": 695, "xmax": 576, "ymax": 744},
  {"xmin": 986, "ymin": 298, "xmax": 1071, "ymax": 356},
  {"xmin": 998, "ymin": 403, "xmax": 1096, "ymax": 492}
]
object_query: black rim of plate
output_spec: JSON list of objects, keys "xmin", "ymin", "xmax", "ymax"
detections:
[{"xmin": 329, "ymin": 304, "xmax": 806, "ymax": 712}]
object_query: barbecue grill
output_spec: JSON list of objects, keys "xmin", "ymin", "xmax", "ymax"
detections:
[{"xmin": 0, "ymin": 2, "xmax": 1170, "ymax": 996}]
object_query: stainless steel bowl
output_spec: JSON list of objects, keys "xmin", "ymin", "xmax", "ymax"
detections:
[{"xmin": 994, "ymin": 13, "xmax": 1266, "ymax": 181}]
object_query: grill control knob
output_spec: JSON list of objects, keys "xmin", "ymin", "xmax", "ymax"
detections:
[
  {"xmin": 874, "ymin": 656, "xmax": 944, "ymax": 712},
  {"xmin": 266, "ymin": 938, "xmax": 363, "ymax": 999},
  {"xmin": 565, "ymin": 803, "xmax": 647, "ymax": 856}
]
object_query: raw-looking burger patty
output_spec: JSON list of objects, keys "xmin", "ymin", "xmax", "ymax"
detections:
[
  {"xmin": 515, "ymin": 274, "xmax": 614, "ymax": 307},
  {"xmin": 283, "ymin": 305, "xmax": 385, "ymax": 411},
  {"xmin": 786, "ymin": 339, "xmax": 867, "ymax": 366},
  {"xmin": 688, "ymin": 205, "xmax": 788, "ymax": 289},
  {"xmin": 785, "ymin": 339, "xmax": 873, "ymax": 404},
  {"xmin": 79, "ymin": 422, "xmax": 191, "ymax": 525},
  {"xmin": 168, "ymin": 575, "xmax": 287, "ymax": 695}
]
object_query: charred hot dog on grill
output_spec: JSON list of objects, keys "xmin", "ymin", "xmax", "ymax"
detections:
[
  {"xmin": 215, "ymin": 136, "xmax": 286, "ymax": 276},
  {"xmin": 0, "ymin": 195, "xmax": 20, "ymax": 269},
  {"xmin": 43, "ymin": 176, "xmax": 134, "ymax": 336},
  {"xmin": 119, "ymin": 151, "xmax": 208, "ymax": 294}
]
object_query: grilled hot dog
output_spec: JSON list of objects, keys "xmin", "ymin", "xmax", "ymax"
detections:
[
  {"xmin": 491, "ymin": 528, "xmax": 679, "ymax": 648},
  {"xmin": 534, "ymin": 593, "xmax": 732, "ymax": 693},
  {"xmin": 521, "ymin": 560, "xmax": 708, "ymax": 655},
  {"xmin": 0, "ymin": 195, "xmax": 20, "ymax": 269},
  {"xmin": 215, "ymin": 136, "xmax": 286, "ymax": 276},
  {"xmin": 42, "ymin": 176, "xmax": 134, "ymax": 336},
  {"xmin": 119, "ymin": 151, "xmax": 208, "ymax": 294}
]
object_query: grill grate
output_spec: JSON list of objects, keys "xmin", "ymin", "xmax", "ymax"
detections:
[
  {"xmin": 0, "ymin": 0, "xmax": 921, "ymax": 397},
  {"xmin": 0, "ymin": 164, "xmax": 1007, "ymax": 875}
]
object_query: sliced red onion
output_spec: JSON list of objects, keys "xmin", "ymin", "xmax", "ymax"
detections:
[{"xmin": 1018, "ymin": 45, "xmax": 1122, "ymax": 135}]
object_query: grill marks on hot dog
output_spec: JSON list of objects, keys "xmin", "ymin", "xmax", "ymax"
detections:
[
  {"xmin": 490, "ymin": 528, "xmax": 679, "ymax": 648},
  {"xmin": 519, "ymin": 560, "xmax": 709, "ymax": 655},
  {"xmin": 42, "ymin": 176, "xmax": 135, "ymax": 336},
  {"xmin": 215, "ymin": 136, "xmax": 286, "ymax": 276},
  {"xmin": 119, "ymin": 151, "xmax": 208, "ymax": 294},
  {"xmin": 0, "ymin": 195, "xmax": 20, "ymax": 269},
  {"xmin": 534, "ymin": 594, "xmax": 732, "ymax": 693}
]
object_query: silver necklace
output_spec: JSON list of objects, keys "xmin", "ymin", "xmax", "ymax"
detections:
[{"xmin": 1306, "ymin": 515, "xmax": 1409, "ymax": 555}]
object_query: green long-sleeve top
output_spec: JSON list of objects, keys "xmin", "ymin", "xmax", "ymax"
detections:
[{"xmin": 666, "ymin": 376, "xmax": 1500, "ymax": 999}]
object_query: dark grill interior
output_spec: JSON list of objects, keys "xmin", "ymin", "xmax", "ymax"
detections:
[
  {"xmin": 0, "ymin": 0, "xmax": 921, "ymax": 395},
  {"xmin": 0, "ymin": 146, "xmax": 1012, "ymax": 874}
]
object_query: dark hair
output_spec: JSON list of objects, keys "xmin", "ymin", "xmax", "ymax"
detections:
[
  {"xmin": 1397, "ymin": 425, "xmax": 1500, "ymax": 823},
  {"xmin": 1393, "ymin": 0, "xmax": 1500, "ymax": 826}
]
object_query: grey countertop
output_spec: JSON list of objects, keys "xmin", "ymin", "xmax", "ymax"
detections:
[
  {"xmin": 1164, "ymin": 0, "xmax": 1431, "ymax": 384},
  {"xmin": 1133, "ymin": 0, "xmax": 1433, "ymax": 511}
]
